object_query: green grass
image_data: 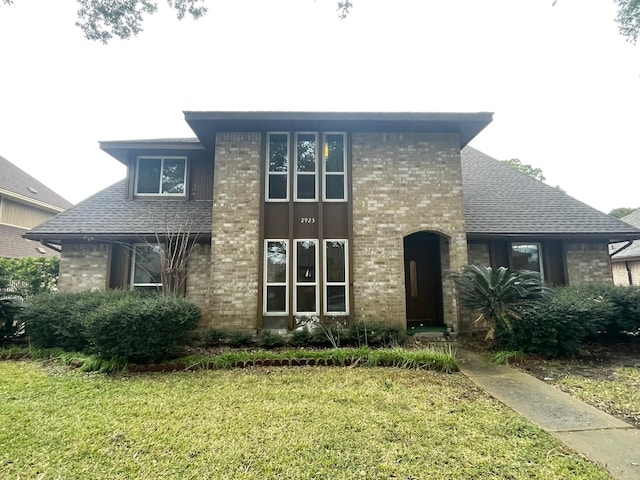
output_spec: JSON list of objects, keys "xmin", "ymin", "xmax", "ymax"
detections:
[{"xmin": 0, "ymin": 361, "xmax": 610, "ymax": 479}]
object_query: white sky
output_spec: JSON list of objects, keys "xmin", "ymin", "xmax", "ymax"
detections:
[{"xmin": 0, "ymin": 0, "xmax": 638, "ymax": 213}]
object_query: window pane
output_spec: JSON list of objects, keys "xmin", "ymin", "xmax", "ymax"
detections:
[
  {"xmin": 296, "ymin": 286, "xmax": 316, "ymax": 313},
  {"xmin": 269, "ymin": 134, "xmax": 288, "ymax": 172},
  {"xmin": 511, "ymin": 244, "xmax": 541, "ymax": 272},
  {"xmin": 133, "ymin": 246, "xmax": 162, "ymax": 284},
  {"xmin": 162, "ymin": 159, "xmax": 186, "ymax": 194},
  {"xmin": 297, "ymin": 175, "xmax": 315, "ymax": 200},
  {"xmin": 325, "ymin": 135, "xmax": 344, "ymax": 172},
  {"xmin": 326, "ymin": 241, "xmax": 346, "ymax": 282},
  {"xmin": 266, "ymin": 241, "xmax": 287, "ymax": 283},
  {"xmin": 297, "ymin": 134, "xmax": 316, "ymax": 172},
  {"xmin": 325, "ymin": 175, "xmax": 345, "ymax": 200},
  {"xmin": 327, "ymin": 286, "xmax": 346, "ymax": 312},
  {"xmin": 266, "ymin": 286, "xmax": 286, "ymax": 312},
  {"xmin": 268, "ymin": 175, "xmax": 287, "ymax": 199},
  {"xmin": 137, "ymin": 158, "xmax": 161, "ymax": 193},
  {"xmin": 296, "ymin": 241, "xmax": 316, "ymax": 283}
]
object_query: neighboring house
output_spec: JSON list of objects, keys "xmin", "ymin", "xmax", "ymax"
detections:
[
  {"xmin": 0, "ymin": 155, "xmax": 73, "ymax": 258},
  {"xmin": 24, "ymin": 112, "xmax": 640, "ymax": 333},
  {"xmin": 610, "ymin": 208, "xmax": 640, "ymax": 286}
]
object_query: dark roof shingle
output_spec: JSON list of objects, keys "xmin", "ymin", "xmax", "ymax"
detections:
[
  {"xmin": 26, "ymin": 180, "xmax": 212, "ymax": 241},
  {"xmin": 461, "ymin": 146, "xmax": 640, "ymax": 239},
  {"xmin": 0, "ymin": 155, "xmax": 73, "ymax": 209},
  {"xmin": 0, "ymin": 224, "xmax": 59, "ymax": 258}
]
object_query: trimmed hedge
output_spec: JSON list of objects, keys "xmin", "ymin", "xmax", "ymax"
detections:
[
  {"xmin": 21, "ymin": 290, "xmax": 201, "ymax": 362},
  {"xmin": 496, "ymin": 285, "xmax": 640, "ymax": 357}
]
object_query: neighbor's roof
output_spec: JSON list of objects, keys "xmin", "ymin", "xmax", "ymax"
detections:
[
  {"xmin": 184, "ymin": 111, "xmax": 493, "ymax": 149},
  {"xmin": 461, "ymin": 146, "xmax": 640, "ymax": 240},
  {"xmin": 611, "ymin": 208, "xmax": 640, "ymax": 261},
  {"xmin": 0, "ymin": 155, "xmax": 73, "ymax": 210},
  {"xmin": 25, "ymin": 180, "xmax": 212, "ymax": 243},
  {"xmin": 0, "ymin": 224, "xmax": 58, "ymax": 258}
]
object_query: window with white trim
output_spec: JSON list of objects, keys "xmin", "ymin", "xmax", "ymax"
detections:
[
  {"xmin": 294, "ymin": 240, "xmax": 318, "ymax": 314},
  {"xmin": 510, "ymin": 242, "xmax": 544, "ymax": 280},
  {"xmin": 131, "ymin": 244, "xmax": 163, "ymax": 290},
  {"xmin": 266, "ymin": 133, "xmax": 289, "ymax": 201},
  {"xmin": 294, "ymin": 133, "xmax": 318, "ymax": 201},
  {"xmin": 324, "ymin": 240, "xmax": 348, "ymax": 314},
  {"xmin": 323, "ymin": 133, "xmax": 346, "ymax": 201},
  {"xmin": 136, "ymin": 156, "xmax": 186, "ymax": 195},
  {"xmin": 264, "ymin": 240, "xmax": 289, "ymax": 314}
]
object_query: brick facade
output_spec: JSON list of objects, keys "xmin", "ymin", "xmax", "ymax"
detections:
[
  {"xmin": 208, "ymin": 133, "xmax": 262, "ymax": 329},
  {"xmin": 58, "ymin": 243, "xmax": 111, "ymax": 292},
  {"xmin": 565, "ymin": 242, "xmax": 613, "ymax": 285},
  {"xmin": 612, "ymin": 260, "xmax": 640, "ymax": 286},
  {"xmin": 186, "ymin": 243, "xmax": 211, "ymax": 312},
  {"xmin": 351, "ymin": 133, "xmax": 468, "ymax": 330}
]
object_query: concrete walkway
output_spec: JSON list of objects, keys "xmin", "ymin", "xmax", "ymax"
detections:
[{"xmin": 457, "ymin": 349, "xmax": 640, "ymax": 480}]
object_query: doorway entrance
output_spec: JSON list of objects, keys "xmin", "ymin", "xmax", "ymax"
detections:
[{"xmin": 404, "ymin": 232, "xmax": 444, "ymax": 331}]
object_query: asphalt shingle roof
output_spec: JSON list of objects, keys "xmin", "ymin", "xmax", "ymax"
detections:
[
  {"xmin": 0, "ymin": 224, "xmax": 58, "ymax": 258},
  {"xmin": 26, "ymin": 180, "xmax": 212, "ymax": 240},
  {"xmin": 25, "ymin": 144, "xmax": 640, "ymax": 242},
  {"xmin": 461, "ymin": 146, "xmax": 640, "ymax": 238},
  {"xmin": 0, "ymin": 155, "xmax": 73, "ymax": 209},
  {"xmin": 612, "ymin": 208, "xmax": 640, "ymax": 261}
]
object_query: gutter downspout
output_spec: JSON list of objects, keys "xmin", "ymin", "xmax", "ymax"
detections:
[{"xmin": 41, "ymin": 240, "xmax": 61, "ymax": 253}]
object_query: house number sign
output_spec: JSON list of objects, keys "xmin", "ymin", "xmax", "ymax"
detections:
[{"xmin": 300, "ymin": 217, "xmax": 316, "ymax": 224}]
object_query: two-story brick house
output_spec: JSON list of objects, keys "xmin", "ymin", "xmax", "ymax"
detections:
[{"xmin": 25, "ymin": 111, "xmax": 640, "ymax": 333}]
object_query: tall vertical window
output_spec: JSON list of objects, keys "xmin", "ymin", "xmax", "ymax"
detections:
[
  {"xmin": 267, "ymin": 133, "xmax": 289, "ymax": 201},
  {"xmin": 510, "ymin": 242, "xmax": 544, "ymax": 280},
  {"xmin": 131, "ymin": 244, "xmax": 163, "ymax": 290},
  {"xmin": 136, "ymin": 157, "xmax": 186, "ymax": 195},
  {"xmin": 295, "ymin": 133, "xmax": 318, "ymax": 201},
  {"xmin": 324, "ymin": 240, "xmax": 348, "ymax": 314},
  {"xmin": 264, "ymin": 240, "xmax": 289, "ymax": 314},
  {"xmin": 323, "ymin": 133, "xmax": 346, "ymax": 201},
  {"xmin": 294, "ymin": 240, "xmax": 318, "ymax": 314}
]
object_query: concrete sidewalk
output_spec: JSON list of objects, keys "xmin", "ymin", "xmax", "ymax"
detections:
[{"xmin": 457, "ymin": 349, "xmax": 640, "ymax": 480}]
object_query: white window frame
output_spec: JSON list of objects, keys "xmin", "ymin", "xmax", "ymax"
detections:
[
  {"xmin": 294, "ymin": 132, "xmax": 319, "ymax": 202},
  {"xmin": 293, "ymin": 239, "xmax": 319, "ymax": 315},
  {"xmin": 266, "ymin": 132, "xmax": 290, "ymax": 202},
  {"xmin": 135, "ymin": 156, "xmax": 187, "ymax": 196},
  {"xmin": 322, "ymin": 132, "xmax": 347, "ymax": 202},
  {"xmin": 130, "ymin": 244, "xmax": 163, "ymax": 290},
  {"xmin": 263, "ymin": 239, "xmax": 289, "ymax": 315},
  {"xmin": 510, "ymin": 242, "xmax": 545, "ymax": 280},
  {"xmin": 323, "ymin": 239, "xmax": 349, "ymax": 315}
]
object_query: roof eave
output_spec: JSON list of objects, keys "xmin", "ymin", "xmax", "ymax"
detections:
[{"xmin": 99, "ymin": 140, "xmax": 205, "ymax": 164}]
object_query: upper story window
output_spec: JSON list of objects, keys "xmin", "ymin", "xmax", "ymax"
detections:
[
  {"xmin": 136, "ymin": 156, "xmax": 186, "ymax": 196},
  {"xmin": 266, "ymin": 132, "xmax": 346, "ymax": 202}
]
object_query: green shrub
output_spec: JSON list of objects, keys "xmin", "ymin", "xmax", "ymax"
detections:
[
  {"xmin": 352, "ymin": 322, "xmax": 406, "ymax": 347},
  {"xmin": 1, "ymin": 270, "xmax": 23, "ymax": 343},
  {"xmin": 202, "ymin": 328, "xmax": 228, "ymax": 347},
  {"xmin": 227, "ymin": 331, "xmax": 255, "ymax": 348},
  {"xmin": 88, "ymin": 295, "xmax": 201, "ymax": 362},
  {"xmin": 584, "ymin": 285, "xmax": 640, "ymax": 340},
  {"xmin": 289, "ymin": 328, "xmax": 312, "ymax": 347},
  {"xmin": 257, "ymin": 329, "xmax": 286, "ymax": 348},
  {"xmin": 0, "ymin": 257, "xmax": 59, "ymax": 297}
]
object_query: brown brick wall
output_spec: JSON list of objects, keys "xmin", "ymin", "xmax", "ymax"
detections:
[
  {"xmin": 351, "ymin": 133, "xmax": 467, "ymax": 330},
  {"xmin": 58, "ymin": 243, "xmax": 111, "ymax": 292},
  {"xmin": 208, "ymin": 133, "xmax": 262, "ymax": 330},
  {"xmin": 186, "ymin": 243, "xmax": 211, "ymax": 315},
  {"xmin": 565, "ymin": 242, "xmax": 613, "ymax": 285}
]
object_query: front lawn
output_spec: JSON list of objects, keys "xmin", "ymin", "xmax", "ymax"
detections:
[{"xmin": 0, "ymin": 361, "xmax": 610, "ymax": 479}]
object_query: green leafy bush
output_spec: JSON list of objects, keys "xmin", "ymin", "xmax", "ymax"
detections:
[
  {"xmin": 352, "ymin": 322, "xmax": 406, "ymax": 347},
  {"xmin": 227, "ymin": 330, "xmax": 255, "ymax": 348},
  {"xmin": 21, "ymin": 290, "xmax": 201, "ymax": 362},
  {"xmin": 202, "ymin": 328, "xmax": 228, "ymax": 347},
  {"xmin": 88, "ymin": 295, "xmax": 201, "ymax": 362},
  {"xmin": 495, "ymin": 286, "xmax": 635, "ymax": 357},
  {"xmin": 257, "ymin": 329, "xmax": 286, "ymax": 348},
  {"xmin": 1, "ymin": 267, "xmax": 23, "ymax": 343},
  {"xmin": 0, "ymin": 257, "xmax": 59, "ymax": 297}
]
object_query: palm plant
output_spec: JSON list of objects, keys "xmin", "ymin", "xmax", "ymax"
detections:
[{"xmin": 451, "ymin": 265, "xmax": 550, "ymax": 340}]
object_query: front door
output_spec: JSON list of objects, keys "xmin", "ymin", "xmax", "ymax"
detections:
[{"xmin": 404, "ymin": 232, "xmax": 444, "ymax": 329}]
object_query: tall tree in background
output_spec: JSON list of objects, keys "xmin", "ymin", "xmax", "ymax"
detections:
[
  {"xmin": 609, "ymin": 207, "xmax": 638, "ymax": 219},
  {"xmin": 501, "ymin": 158, "xmax": 546, "ymax": 182},
  {"xmin": 1, "ymin": 1, "xmax": 637, "ymax": 44}
]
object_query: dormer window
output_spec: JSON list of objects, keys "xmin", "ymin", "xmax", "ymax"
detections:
[{"xmin": 136, "ymin": 156, "xmax": 186, "ymax": 196}]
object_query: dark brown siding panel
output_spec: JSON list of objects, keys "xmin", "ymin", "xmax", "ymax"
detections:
[
  {"xmin": 324, "ymin": 203, "xmax": 348, "ymax": 238},
  {"xmin": 264, "ymin": 203, "xmax": 289, "ymax": 238},
  {"xmin": 294, "ymin": 203, "xmax": 319, "ymax": 238},
  {"xmin": 108, "ymin": 243, "xmax": 129, "ymax": 289},
  {"xmin": 189, "ymin": 151, "xmax": 214, "ymax": 201},
  {"xmin": 543, "ymin": 240, "xmax": 567, "ymax": 286}
]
